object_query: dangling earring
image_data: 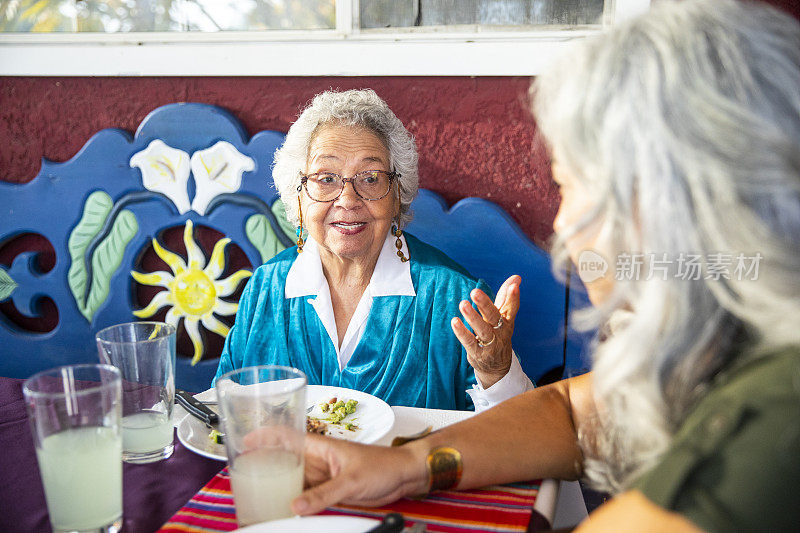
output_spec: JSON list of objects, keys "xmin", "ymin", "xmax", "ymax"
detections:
[
  {"xmin": 296, "ymin": 187, "xmax": 305, "ymax": 253},
  {"xmin": 393, "ymin": 223, "xmax": 408, "ymax": 263},
  {"xmin": 393, "ymin": 183, "xmax": 408, "ymax": 262}
]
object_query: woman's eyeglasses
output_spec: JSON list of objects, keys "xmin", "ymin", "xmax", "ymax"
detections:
[{"xmin": 299, "ymin": 170, "xmax": 399, "ymax": 202}]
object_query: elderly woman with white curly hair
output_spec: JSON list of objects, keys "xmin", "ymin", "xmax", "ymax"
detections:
[
  {"xmin": 214, "ymin": 89, "xmax": 533, "ymax": 410},
  {"xmin": 286, "ymin": 1, "xmax": 800, "ymax": 530}
]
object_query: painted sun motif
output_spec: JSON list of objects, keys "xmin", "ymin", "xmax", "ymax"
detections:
[{"xmin": 131, "ymin": 220, "xmax": 252, "ymax": 365}]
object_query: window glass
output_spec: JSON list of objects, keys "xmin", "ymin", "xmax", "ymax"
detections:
[
  {"xmin": 0, "ymin": 0, "xmax": 335, "ymax": 33},
  {"xmin": 359, "ymin": 0, "xmax": 605, "ymax": 29}
]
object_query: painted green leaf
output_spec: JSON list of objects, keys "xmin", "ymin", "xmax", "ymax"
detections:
[
  {"xmin": 0, "ymin": 268, "xmax": 17, "ymax": 301},
  {"xmin": 246, "ymin": 214, "xmax": 286, "ymax": 265},
  {"xmin": 271, "ymin": 198, "xmax": 298, "ymax": 242},
  {"xmin": 67, "ymin": 191, "xmax": 114, "ymax": 317},
  {"xmin": 82, "ymin": 209, "xmax": 139, "ymax": 322}
]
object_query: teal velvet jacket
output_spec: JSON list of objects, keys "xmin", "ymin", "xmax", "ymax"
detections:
[{"xmin": 213, "ymin": 233, "xmax": 489, "ymax": 410}]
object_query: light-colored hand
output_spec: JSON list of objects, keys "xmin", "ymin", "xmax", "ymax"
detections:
[
  {"xmin": 451, "ymin": 275, "xmax": 522, "ymax": 389},
  {"xmin": 291, "ymin": 434, "xmax": 427, "ymax": 516}
]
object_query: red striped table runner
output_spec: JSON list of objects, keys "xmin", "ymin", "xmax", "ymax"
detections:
[{"xmin": 158, "ymin": 468, "xmax": 545, "ymax": 532}]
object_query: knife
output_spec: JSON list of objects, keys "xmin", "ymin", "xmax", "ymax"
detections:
[{"xmin": 175, "ymin": 389, "xmax": 219, "ymax": 427}]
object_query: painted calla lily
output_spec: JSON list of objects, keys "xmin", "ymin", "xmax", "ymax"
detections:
[
  {"xmin": 190, "ymin": 141, "xmax": 255, "ymax": 215},
  {"xmin": 130, "ymin": 220, "xmax": 252, "ymax": 365},
  {"xmin": 130, "ymin": 140, "xmax": 192, "ymax": 214}
]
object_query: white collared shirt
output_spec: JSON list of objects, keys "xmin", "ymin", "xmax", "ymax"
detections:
[{"xmin": 285, "ymin": 233, "xmax": 533, "ymax": 411}]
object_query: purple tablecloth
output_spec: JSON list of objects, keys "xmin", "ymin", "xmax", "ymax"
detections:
[{"xmin": 0, "ymin": 377, "xmax": 224, "ymax": 533}]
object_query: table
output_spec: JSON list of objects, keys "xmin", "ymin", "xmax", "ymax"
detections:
[{"xmin": 0, "ymin": 377, "xmax": 565, "ymax": 532}]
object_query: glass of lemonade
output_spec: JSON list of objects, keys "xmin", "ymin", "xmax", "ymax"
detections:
[
  {"xmin": 23, "ymin": 364, "xmax": 123, "ymax": 533},
  {"xmin": 96, "ymin": 321, "xmax": 176, "ymax": 464},
  {"xmin": 216, "ymin": 366, "xmax": 307, "ymax": 526}
]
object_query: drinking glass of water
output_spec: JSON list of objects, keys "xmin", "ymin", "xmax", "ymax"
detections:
[
  {"xmin": 23, "ymin": 364, "xmax": 123, "ymax": 533},
  {"xmin": 215, "ymin": 365, "xmax": 307, "ymax": 526},
  {"xmin": 96, "ymin": 321, "xmax": 176, "ymax": 464}
]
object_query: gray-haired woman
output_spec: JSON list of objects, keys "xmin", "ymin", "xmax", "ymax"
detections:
[
  {"xmin": 288, "ymin": 1, "xmax": 800, "ymax": 530},
  {"xmin": 214, "ymin": 89, "xmax": 533, "ymax": 410}
]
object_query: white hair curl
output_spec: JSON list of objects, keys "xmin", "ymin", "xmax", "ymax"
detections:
[
  {"xmin": 272, "ymin": 89, "xmax": 419, "ymax": 227},
  {"xmin": 534, "ymin": 0, "xmax": 800, "ymax": 492}
]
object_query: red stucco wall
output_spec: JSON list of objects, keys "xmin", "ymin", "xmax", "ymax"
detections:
[{"xmin": 0, "ymin": 76, "xmax": 557, "ymax": 245}]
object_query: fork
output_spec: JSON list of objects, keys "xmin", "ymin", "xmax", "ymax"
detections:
[{"xmin": 391, "ymin": 426, "xmax": 433, "ymax": 447}]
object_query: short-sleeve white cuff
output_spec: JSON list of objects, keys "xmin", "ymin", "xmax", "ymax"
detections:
[{"xmin": 467, "ymin": 351, "xmax": 535, "ymax": 412}]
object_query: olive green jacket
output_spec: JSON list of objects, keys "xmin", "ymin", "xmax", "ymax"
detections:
[{"xmin": 634, "ymin": 347, "xmax": 800, "ymax": 532}]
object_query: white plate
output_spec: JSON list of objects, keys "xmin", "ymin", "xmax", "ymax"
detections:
[
  {"xmin": 177, "ymin": 385, "xmax": 395, "ymax": 461},
  {"xmin": 305, "ymin": 385, "xmax": 395, "ymax": 444},
  {"xmin": 237, "ymin": 516, "xmax": 378, "ymax": 533}
]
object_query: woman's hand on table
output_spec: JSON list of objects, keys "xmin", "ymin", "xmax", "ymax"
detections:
[
  {"xmin": 292, "ymin": 434, "xmax": 428, "ymax": 516},
  {"xmin": 451, "ymin": 275, "xmax": 522, "ymax": 389}
]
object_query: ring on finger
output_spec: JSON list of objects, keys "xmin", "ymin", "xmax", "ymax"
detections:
[
  {"xmin": 476, "ymin": 332, "xmax": 496, "ymax": 348},
  {"xmin": 493, "ymin": 317, "xmax": 504, "ymax": 329}
]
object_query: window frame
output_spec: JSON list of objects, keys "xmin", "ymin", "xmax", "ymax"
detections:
[{"xmin": 0, "ymin": 0, "xmax": 651, "ymax": 76}]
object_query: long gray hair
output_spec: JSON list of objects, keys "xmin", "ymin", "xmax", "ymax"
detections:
[
  {"xmin": 272, "ymin": 89, "xmax": 419, "ymax": 227},
  {"xmin": 534, "ymin": 0, "xmax": 800, "ymax": 492}
]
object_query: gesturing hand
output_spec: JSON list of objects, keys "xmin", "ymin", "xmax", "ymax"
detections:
[{"xmin": 451, "ymin": 275, "xmax": 521, "ymax": 389}]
